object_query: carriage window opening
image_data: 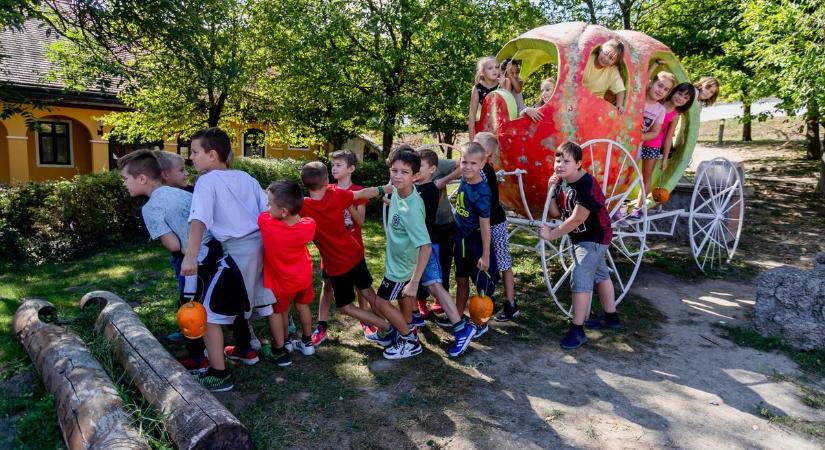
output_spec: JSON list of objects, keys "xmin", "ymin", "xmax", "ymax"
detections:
[{"xmin": 583, "ymin": 43, "xmax": 629, "ymax": 112}]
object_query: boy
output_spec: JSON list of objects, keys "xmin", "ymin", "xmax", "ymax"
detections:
[
  {"xmin": 539, "ymin": 142, "xmax": 619, "ymax": 350},
  {"xmin": 299, "ymin": 161, "xmax": 404, "ymax": 350},
  {"xmin": 415, "ymin": 148, "xmax": 477, "ymax": 357},
  {"xmin": 313, "ymin": 150, "xmax": 372, "ymax": 345},
  {"xmin": 583, "ymin": 39, "xmax": 626, "ymax": 112},
  {"xmin": 155, "ymin": 150, "xmax": 191, "ymax": 191},
  {"xmin": 181, "ymin": 127, "xmax": 275, "ymax": 391},
  {"xmin": 453, "ymin": 142, "xmax": 500, "ymax": 338},
  {"xmin": 473, "ymin": 132, "xmax": 520, "ymax": 322},
  {"xmin": 258, "ymin": 180, "xmax": 316, "ymax": 367},
  {"xmin": 118, "ymin": 149, "xmax": 221, "ymax": 373}
]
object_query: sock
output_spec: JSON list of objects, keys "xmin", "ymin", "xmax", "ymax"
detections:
[
  {"xmin": 452, "ymin": 319, "xmax": 465, "ymax": 333},
  {"xmin": 407, "ymin": 322, "xmax": 415, "ymax": 332},
  {"xmin": 318, "ymin": 321, "xmax": 328, "ymax": 330},
  {"xmin": 605, "ymin": 312, "xmax": 619, "ymax": 322},
  {"xmin": 401, "ymin": 332, "xmax": 417, "ymax": 341},
  {"xmin": 570, "ymin": 323, "xmax": 584, "ymax": 333},
  {"xmin": 207, "ymin": 367, "xmax": 229, "ymax": 377},
  {"xmin": 387, "ymin": 325, "xmax": 396, "ymax": 334},
  {"xmin": 302, "ymin": 334, "xmax": 312, "ymax": 344}
]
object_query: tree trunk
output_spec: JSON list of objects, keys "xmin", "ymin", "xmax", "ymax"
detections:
[
  {"xmin": 584, "ymin": 0, "xmax": 597, "ymax": 24},
  {"xmin": 817, "ymin": 158, "xmax": 825, "ymax": 196},
  {"xmin": 79, "ymin": 291, "xmax": 251, "ymax": 450},
  {"xmin": 805, "ymin": 103, "xmax": 822, "ymax": 160},
  {"xmin": 381, "ymin": 101, "xmax": 398, "ymax": 158},
  {"xmin": 742, "ymin": 100, "xmax": 752, "ymax": 142},
  {"xmin": 13, "ymin": 299, "xmax": 150, "ymax": 450}
]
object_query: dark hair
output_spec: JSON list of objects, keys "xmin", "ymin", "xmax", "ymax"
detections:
[
  {"xmin": 388, "ymin": 147, "xmax": 421, "ymax": 174},
  {"xmin": 331, "ymin": 149, "xmax": 358, "ymax": 168},
  {"xmin": 555, "ymin": 141, "xmax": 583, "ymax": 163},
  {"xmin": 500, "ymin": 58, "xmax": 520, "ymax": 72},
  {"xmin": 461, "ymin": 141, "xmax": 486, "ymax": 159},
  {"xmin": 190, "ymin": 127, "xmax": 232, "ymax": 163},
  {"xmin": 267, "ymin": 180, "xmax": 304, "ymax": 215},
  {"xmin": 300, "ymin": 161, "xmax": 329, "ymax": 191},
  {"xmin": 116, "ymin": 149, "xmax": 162, "ymax": 180},
  {"xmin": 385, "ymin": 144, "xmax": 416, "ymax": 167},
  {"xmin": 666, "ymin": 82, "xmax": 696, "ymax": 112},
  {"xmin": 417, "ymin": 148, "xmax": 439, "ymax": 168}
]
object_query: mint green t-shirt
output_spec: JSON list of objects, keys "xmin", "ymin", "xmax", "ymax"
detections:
[{"xmin": 385, "ymin": 186, "xmax": 431, "ymax": 282}]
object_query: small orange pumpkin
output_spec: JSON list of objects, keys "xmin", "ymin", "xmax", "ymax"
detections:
[
  {"xmin": 651, "ymin": 186, "xmax": 670, "ymax": 204},
  {"xmin": 177, "ymin": 301, "xmax": 207, "ymax": 339},
  {"xmin": 469, "ymin": 295, "xmax": 494, "ymax": 325}
]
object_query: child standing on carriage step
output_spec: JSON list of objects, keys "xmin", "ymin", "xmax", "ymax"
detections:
[
  {"xmin": 468, "ymin": 56, "xmax": 500, "ymax": 141},
  {"xmin": 540, "ymin": 142, "xmax": 619, "ymax": 350},
  {"xmin": 656, "ymin": 82, "xmax": 696, "ymax": 165},
  {"xmin": 583, "ymin": 39, "xmax": 627, "ymax": 113}
]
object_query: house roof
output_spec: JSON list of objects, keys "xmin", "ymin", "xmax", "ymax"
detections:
[{"xmin": 0, "ymin": 18, "xmax": 126, "ymax": 109}]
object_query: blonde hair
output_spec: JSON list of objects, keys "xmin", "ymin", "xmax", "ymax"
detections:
[
  {"xmin": 600, "ymin": 39, "xmax": 625, "ymax": 64},
  {"xmin": 474, "ymin": 132, "xmax": 499, "ymax": 155},
  {"xmin": 155, "ymin": 150, "xmax": 185, "ymax": 172},
  {"xmin": 694, "ymin": 76, "xmax": 720, "ymax": 106},
  {"xmin": 652, "ymin": 71, "xmax": 676, "ymax": 91},
  {"xmin": 474, "ymin": 56, "xmax": 497, "ymax": 84}
]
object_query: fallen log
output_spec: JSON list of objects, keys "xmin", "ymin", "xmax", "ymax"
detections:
[
  {"xmin": 12, "ymin": 299, "xmax": 150, "ymax": 450},
  {"xmin": 79, "ymin": 291, "xmax": 251, "ymax": 450}
]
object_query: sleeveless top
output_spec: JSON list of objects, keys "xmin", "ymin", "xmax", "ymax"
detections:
[{"xmin": 475, "ymin": 82, "xmax": 498, "ymax": 107}]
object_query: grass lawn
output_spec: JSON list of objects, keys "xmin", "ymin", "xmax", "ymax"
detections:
[{"xmin": 0, "ymin": 220, "xmax": 662, "ymax": 449}]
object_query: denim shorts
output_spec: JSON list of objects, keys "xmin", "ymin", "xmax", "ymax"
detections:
[
  {"xmin": 570, "ymin": 241, "xmax": 611, "ymax": 293},
  {"xmin": 421, "ymin": 243, "xmax": 442, "ymax": 287}
]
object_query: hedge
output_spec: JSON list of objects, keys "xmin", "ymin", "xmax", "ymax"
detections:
[{"xmin": 1, "ymin": 157, "xmax": 391, "ymax": 265}]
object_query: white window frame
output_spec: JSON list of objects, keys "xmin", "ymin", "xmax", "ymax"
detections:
[
  {"xmin": 35, "ymin": 119, "xmax": 74, "ymax": 168},
  {"xmin": 242, "ymin": 129, "xmax": 266, "ymax": 157}
]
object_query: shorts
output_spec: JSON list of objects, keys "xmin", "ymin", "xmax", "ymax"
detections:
[
  {"xmin": 416, "ymin": 244, "xmax": 443, "ymax": 299},
  {"xmin": 377, "ymin": 277, "xmax": 408, "ymax": 301},
  {"xmin": 202, "ymin": 255, "xmax": 252, "ymax": 325},
  {"xmin": 221, "ymin": 231, "xmax": 276, "ymax": 317},
  {"xmin": 454, "ymin": 233, "xmax": 499, "ymax": 297},
  {"xmin": 272, "ymin": 286, "xmax": 315, "ymax": 314},
  {"xmin": 640, "ymin": 145, "xmax": 663, "ymax": 160},
  {"xmin": 179, "ymin": 240, "xmax": 223, "ymax": 305},
  {"xmin": 329, "ymin": 259, "xmax": 374, "ymax": 308},
  {"xmin": 570, "ymin": 241, "xmax": 611, "ymax": 293},
  {"xmin": 491, "ymin": 222, "xmax": 512, "ymax": 271}
]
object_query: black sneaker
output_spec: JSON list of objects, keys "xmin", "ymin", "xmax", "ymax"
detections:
[
  {"xmin": 434, "ymin": 314, "xmax": 453, "ymax": 329},
  {"xmin": 560, "ymin": 327, "xmax": 588, "ymax": 350},
  {"xmin": 195, "ymin": 371, "xmax": 234, "ymax": 392},
  {"xmin": 494, "ymin": 301, "xmax": 521, "ymax": 322},
  {"xmin": 585, "ymin": 314, "xmax": 621, "ymax": 330}
]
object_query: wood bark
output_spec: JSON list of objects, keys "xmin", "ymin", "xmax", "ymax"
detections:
[
  {"xmin": 79, "ymin": 291, "xmax": 251, "ymax": 450},
  {"xmin": 12, "ymin": 299, "xmax": 150, "ymax": 450}
]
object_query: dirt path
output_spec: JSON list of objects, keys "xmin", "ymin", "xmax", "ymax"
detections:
[{"xmin": 425, "ymin": 268, "xmax": 823, "ymax": 449}]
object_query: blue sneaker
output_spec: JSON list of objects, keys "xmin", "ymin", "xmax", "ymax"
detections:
[
  {"xmin": 411, "ymin": 313, "xmax": 427, "ymax": 329},
  {"xmin": 448, "ymin": 324, "xmax": 477, "ymax": 357},
  {"xmin": 585, "ymin": 314, "xmax": 621, "ymax": 330},
  {"xmin": 166, "ymin": 330, "xmax": 184, "ymax": 342},
  {"xmin": 473, "ymin": 323, "xmax": 489, "ymax": 339},
  {"xmin": 560, "ymin": 327, "xmax": 588, "ymax": 350},
  {"xmin": 366, "ymin": 327, "xmax": 397, "ymax": 347}
]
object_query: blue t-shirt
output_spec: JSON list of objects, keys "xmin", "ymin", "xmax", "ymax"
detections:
[
  {"xmin": 142, "ymin": 186, "xmax": 212, "ymax": 259},
  {"xmin": 453, "ymin": 177, "xmax": 491, "ymax": 238}
]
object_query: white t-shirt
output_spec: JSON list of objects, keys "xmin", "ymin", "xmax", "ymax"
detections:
[
  {"xmin": 642, "ymin": 101, "xmax": 666, "ymax": 134},
  {"xmin": 189, "ymin": 170, "xmax": 268, "ymax": 242}
]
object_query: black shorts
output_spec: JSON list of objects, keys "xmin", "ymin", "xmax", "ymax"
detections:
[
  {"xmin": 329, "ymin": 259, "xmax": 373, "ymax": 308},
  {"xmin": 179, "ymin": 239, "xmax": 223, "ymax": 305},
  {"xmin": 377, "ymin": 277, "xmax": 408, "ymax": 301},
  {"xmin": 202, "ymin": 254, "xmax": 251, "ymax": 324}
]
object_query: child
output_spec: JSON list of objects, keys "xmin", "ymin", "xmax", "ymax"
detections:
[
  {"xmin": 258, "ymin": 180, "xmax": 316, "ymax": 367},
  {"xmin": 414, "ymin": 148, "xmax": 477, "ymax": 356},
  {"xmin": 117, "ymin": 149, "xmax": 222, "ymax": 374},
  {"xmin": 299, "ymin": 161, "xmax": 405, "ymax": 350},
  {"xmin": 377, "ymin": 149, "xmax": 432, "ymax": 360},
  {"xmin": 539, "ymin": 142, "xmax": 618, "ymax": 350},
  {"xmin": 473, "ymin": 132, "xmax": 519, "ymax": 322},
  {"xmin": 467, "ymin": 56, "xmax": 500, "ymax": 141},
  {"xmin": 694, "ymin": 76, "xmax": 720, "ymax": 107},
  {"xmin": 453, "ymin": 142, "xmax": 499, "ymax": 338},
  {"xmin": 313, "ymin": 150, "xmax": 372, "ymax": 345},
  {"xmin": 630, "ymin": 71, "xmax": 676, "ymax": 219},
  {"xmin": 155, "ymin": 151, "xmax": 191, "ymax": 191},
  {"xmin": 520, "ymin": 77, "xmax": 556, "ymax": 122},
  {"xmin": 181, "ymin": 127, "xmax": 275, "ymax": 392},
  {"xmin": 500, "ymin": 59, "xmax": 525, "ymax": 113},
  {"xmin": 656, "ymin": 82, "xmax": 696, "ymax": 166},
  {"xmin": 583, "ymin": 39, "xmax": 626, "ymax": 113}
]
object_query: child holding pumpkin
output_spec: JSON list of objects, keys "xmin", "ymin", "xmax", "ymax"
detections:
[{"xmin": 540, "ymin": 142, "xmax": 619, "ymax": 350}]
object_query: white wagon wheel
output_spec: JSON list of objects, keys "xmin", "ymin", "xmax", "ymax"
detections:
[
  {"xmin": 688, "ymin": 157, "xmax": 744, "ymax": 272},
  {"xmin": 539, "ymin": 139, "xmax": 648, "ymax": 317}
]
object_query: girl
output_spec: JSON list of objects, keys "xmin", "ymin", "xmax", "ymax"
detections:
[
  {"xmin": 500, "ymin": 59, "xmax": 526, "ymax": 113},
  {"xmin": 629, "ymin": 71, "xmax": 676, "ymax": 219},
  {"xmin": 467, "ymin": 56, "xmax": 500, "ymax": 141},
  {"xmin": 521, "ymin": 77, "xmax": 556, "ymax": 122},
  {"xmin": 694, "ymin": 76, "xmax": 720, "ymax": 107},
  {"xmin": 658, "ymin": 82, "xmax": 696, "ymax": 168},
  {"xmin": 583, "ymin": 39, "xmax": 626, "ymax": 113}
]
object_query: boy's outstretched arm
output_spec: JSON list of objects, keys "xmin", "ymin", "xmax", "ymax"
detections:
[
  {"xmin": 181, "ymin": 220, "xmax": 205, "ymax": 276},
  {"xmin": 401, "ymin": 243, "xmax": 432, "ymax": 299},
  {"xmin": 159, "ymin": 233, "xmax": 181, "ymax": 253},
  {"xmin": 434, "ymin": 164, "xmax": 461, "ymax": 190},
  {"xmin": 540, "ymin": 205, "xmax": 589, "ymax": 240},
  {"xmin": 352, "ymin": 184, "xmax": 392, "ymax": 201},
  {"xmin": 478, "ymin": 217, "xmax": 491, "ymax": 272}
]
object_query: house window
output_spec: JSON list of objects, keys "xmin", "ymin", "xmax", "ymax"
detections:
[
  {"xmin": 243, "ymin": 129, "xmax": 265, "ymax": 157},
  {"xmin": 37, "ymin": 121, "xmax": 72, "ymax": 166}
]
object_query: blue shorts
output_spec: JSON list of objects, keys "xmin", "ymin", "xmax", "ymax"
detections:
[
  {"xmin": 421, "ymin": 244, "xmax": 442, "ymax": 287},
  {"xmin": 570, "ymin": 241, "xmax": 611, "ymax": 293}
]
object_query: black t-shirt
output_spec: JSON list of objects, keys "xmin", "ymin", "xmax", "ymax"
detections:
[
  {"xmin": 482, "ymin": 163, "xmax": 507, "ymax": 226},
  {"xmin": 554, "ymin": 172, "xmax": 613, "ymax": 245},
  {"xmin": 415, "ymin": 181, "xmax": 440, "ymax": 240}
]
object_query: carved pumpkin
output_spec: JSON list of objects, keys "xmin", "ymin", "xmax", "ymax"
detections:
[
  {"xmin": 468, "ymin": 294, "xmax": 494, "ymax": 326},
  {"xmin": 177, "ymin": 301, "xmax": 207, "ymax": 339},
  {"xmin": 651, "ymin": 186, "xmax": 670, "ymax": 204}
]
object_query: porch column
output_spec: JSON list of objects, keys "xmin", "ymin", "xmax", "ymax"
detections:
[
  {"xmin": 7, "ymin": 135, "xmax": 29, "ymax": 183},
  {"xmin": 90, "ymin": 139, "xmax": 110, "ymax": 173}
]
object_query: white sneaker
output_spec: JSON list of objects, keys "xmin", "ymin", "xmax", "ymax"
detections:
[
  {"xmin": 383, "ymin": 336, "xmax": 422, "ymax": 360},
  {"xmin": 284, "ymin": 340, "xmax": 294, "ymax": 353},
  {"xmin": 294, "ymin": 339, "xmax": 315, "ymax": 356}
]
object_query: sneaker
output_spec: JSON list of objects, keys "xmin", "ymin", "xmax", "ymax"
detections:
[
  {"xmin": 166, "ymin": 330, "xmax": 185, "ymax": 342},
  {"xmin": 260, "ymin": 344, "xmax": 292, "ymax": 367},
  {"xmin": 178, "ymin": 356, "xmax": 209, "ymax": 373},
  {"xmin": 195, "ymin": 371, "xmax": 234, "ymax": 392},
  {"xmin": 224, "ymin": 346, "xmax": 260, "ymax": 365},
  {"xmin": 366, "ymin": 328, "xmax": 397, "ymax": 347},
  {"xmin": 560, "ymin": 327, "xmax": 588, "ymax": 350},
  {"xmin": 585, "ymin": 314, "xmax": 622, "ymax": 330},
  {"xmin": 628, "ymin": 209, "xmax": 643, "ymax": 221},
  {"xmin": 411, "ymin": 313, "xmax": 427, "ymax": 329},
  {"xmin": 311, "ymin": 324, "xmax": 328, "ymax": 346},
  {"xmin": 294, "ymin": 339, "xmax": 315, "ymax": 356},
  {"xmin": 612, "ymin": 210, "xmax": 629, "ymax": 227},
  {"xmin": 448, "ymin": 324, "xmax": 477, "ymax": 357},
  {"xmin": 474, "ymin": 323, "xmax": 489, "ymax": 338},
  {"xmin": 362, "ymin": 323, "xmax": 378, "ymax": 338},
  {"xmin": 434, "ymin": 315, "xmax": 453, "ymax": 329},
  {"xmin": 383, "ymin": 335, "xmax": 423, "ymax": 360},
  {"xmin": 494, "ymin": 302, "xmax": 521, "ymax": 322},
  {"xmin": 430, "ymin": 300, "xmax": 445, "ymax": 315},
  {"xmin": 248, "ymin": 323, "xmax": 262, "ymax": 351}
]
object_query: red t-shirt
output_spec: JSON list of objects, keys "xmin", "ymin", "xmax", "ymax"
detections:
[
  {"xmin": 300, "ymin": 185, "xmax": 364, "ymax": 276},
  {"xmin": 342, "ymin": 183, "xmax": 368, "ymax": 247},
  {"xmin": 258, "ymin": 213, "xmax": 316, "ymax": 293}
]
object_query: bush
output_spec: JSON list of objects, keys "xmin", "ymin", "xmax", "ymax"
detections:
[{"xmin": 230, "ymin": 157, "xmax": 304, "ymax": 187}]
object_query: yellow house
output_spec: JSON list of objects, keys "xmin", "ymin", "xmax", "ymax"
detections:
[{"xmin": 0, "ymin": 19, "xmax": 318, "ymax": 184}]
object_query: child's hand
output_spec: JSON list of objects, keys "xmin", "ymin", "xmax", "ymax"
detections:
[
  {"xmin": 381, "ymin": 197, "xmax": 391, "ymax": 206},
  {"xmin": 401, "ymin": 281, "xmax": 418, "ymax": 299},
  {"xmin": 539, "ymin": 224, "xmax": 553, "ymax": 241},
  {"xmin": 617, "ymin": 105, "xmax": 626, "ymax": 114},
  {"xmin": 477, "ymin": 255, "xmax": 490, "ymax": 272},
  {"xmin": 524, "ymin": 107, "xmax": 543, "ymax": 122},
  {"xmin": 661, "ymin": 159, "xmax": 668, "ymax": 171},
  {"xmin": 548, "ymin": 174, "xmax": 560, "ymax": 186},
  {"xmin": 181, "ymin": 254, "xmax": 197, "ymax": 276}
]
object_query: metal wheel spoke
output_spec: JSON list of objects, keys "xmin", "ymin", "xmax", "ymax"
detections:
[{"xmin": 605, "ymin": 250, "xmax": 626, "ymax": 292}]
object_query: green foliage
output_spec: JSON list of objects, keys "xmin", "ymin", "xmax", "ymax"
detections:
[{"xmin": 230, "ymin": 157, "xmax": 305, "ymax": 187}]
